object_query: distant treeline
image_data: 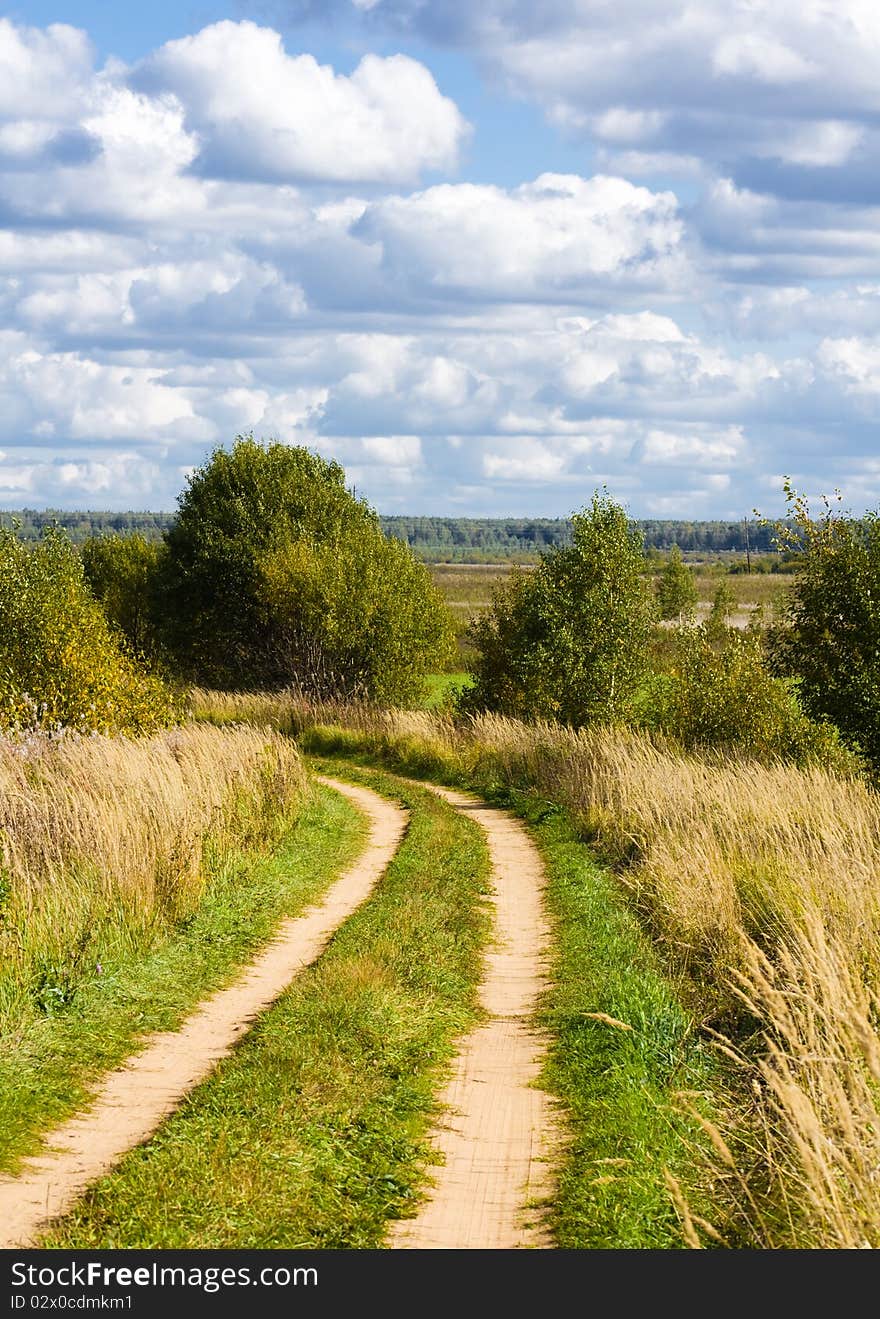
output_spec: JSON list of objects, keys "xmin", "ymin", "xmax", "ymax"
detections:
[
  {"xmin": 380, "ymin": 517, "xmax": 780, "ymax": 559},
  {"xmin": 0, "ymin": 509, "xmax": 781, "ymax": 558},
  {"xmin": 1, "ymin": 509, "xmax": 175, "ymax": 544}
]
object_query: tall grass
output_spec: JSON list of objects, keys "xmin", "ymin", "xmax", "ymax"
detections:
[
  {"xmin": 0, "ymin": 723, "xmax": 307, "ymax": 1021},
  {"xmin": 190, "ymin": 687, "xmax": 880, "ymax": 1248}
]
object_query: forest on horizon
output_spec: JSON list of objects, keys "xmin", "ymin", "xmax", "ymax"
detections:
[{"xmin": 0, "ymin": 508, "xmax": 779, "ymax": 560}]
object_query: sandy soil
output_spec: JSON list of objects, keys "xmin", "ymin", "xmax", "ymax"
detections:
[
  {"xmin": 388, "ymin": 785, "xmax": 557, "ymax": 1250},
  {"xmin": 0, "ymin": 776, "xmax": 406, "ymax": 1249}
]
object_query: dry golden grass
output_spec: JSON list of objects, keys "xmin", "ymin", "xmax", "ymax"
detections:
[
  {"xmin": 0, "ymin": 723, "xmax": 307, "ymax": 1007},
  {"xmin": 726, "ymin": 918, "xmax": 880, "ymax": 1248},
  {"xmin": 190, "ymin": 687, "xmax": 880, "ymax": 1248}
]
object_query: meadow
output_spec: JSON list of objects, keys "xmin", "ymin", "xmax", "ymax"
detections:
[
  {"xmin": 429, "ymin": 559, "xmax": 799, "ymax": 653},
  {"xmin": 2, "ymin": 452, "xmax": 877, "ymax": 1253}
]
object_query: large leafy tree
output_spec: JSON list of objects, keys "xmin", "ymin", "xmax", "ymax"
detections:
[
  {"xmin": 766, "ymin": 482, "xmax": 880, "ymax": 769},
  {"xmin": 462, "ymin": 491, "xmax": 655, "ymax": 727},
  {"xmin": 158, "ymin": 436, "xmax": 454, "ymax": 700}
]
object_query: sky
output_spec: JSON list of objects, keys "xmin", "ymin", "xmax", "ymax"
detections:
[{"xmin": 1, "ymin": 1, "xmax": 879, "ymax": 518}]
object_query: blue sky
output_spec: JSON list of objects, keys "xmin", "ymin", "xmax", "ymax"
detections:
[{"xmin": 1, "ymin": 1, "xmax": 879, "ymax": 517}]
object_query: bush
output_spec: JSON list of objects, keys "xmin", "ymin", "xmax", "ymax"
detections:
[
  {"xmin": 158, "ymin": 436, "xmax": 455, "ymax": 702},
  {"xmin": 461, "ymin": 491, "xmax": 655, "ymax": 727},
  {"xmin": 656, "ymin": 544, "xmax": 698, "ymax": 620},
  {"xmin": 765, "ymin": 483, "xmax": 880, "ymax": 770},
  {"xmin": 704, "ymin": 580, "xmax": 736, "ymax": 642},
  {"xmin": 80, "ymin": 533, "xmax": 165, "ymax": 664},
  {"xmin": 0, "ymin": 525, "xmax": 179, "ymax": 736},
  {"xmin": 649, "ymin": 625, "xmax": 860, "ymax": 773}
]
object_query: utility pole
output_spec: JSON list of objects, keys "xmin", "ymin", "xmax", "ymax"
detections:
[{"xmin": 743, "ymin": 517, "xmax": 752, "ymax": 574}]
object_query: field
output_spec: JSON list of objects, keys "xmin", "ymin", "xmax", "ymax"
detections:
[
  {"xmin": 430, "ymin": 558, "xmax": 799, "ymax": 643},
  {"xmin": 2, "ymin": 494, "xmax": 877, "ymax": 1260}
]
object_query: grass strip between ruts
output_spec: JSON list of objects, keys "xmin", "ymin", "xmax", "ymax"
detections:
[{"xmin": 43, "ymin": 764, "xmax": 492, "ymax": 1249}]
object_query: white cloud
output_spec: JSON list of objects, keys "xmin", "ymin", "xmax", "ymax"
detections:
[
  {"xmin": 483, "ymin": 442, "xmax": 567, "ymax": 482},
  {"xmin": 0, "ymin": 19, "xmax": 93, "ymax": 119},
  {"xmin": 779, "ymin": 121, "xmax": 864, "ymax": 169},
  {"xmin": 0, "ymin": 450, "xmax": 167, "ymax": 505},
  {"xmin": 640, "ymin": 427, "xmax": 744, "ymax": 466},
  {"xmin": 592, "ymin": 108, "xmax": 668, "ymax": 146},
  {"xmin": 356, "ymin": 173, "xmax": 689, "ymax": 299},
  {"xmin": 362, "ymin": 435, "xmax": 422, "ymax": 464},
  {"xmin": 0, "ymin": 81, "xmax": 206, "ymax": 226},
  {"xmin": 711, "ymin": 32, "xmax": 814, "ymax": 85},
  {"xmin": 0, "ymin": 347, "xmax": 214, "ymax": 443},
  {"xmin": 816, "ymin": 337, "xmax": 880, "ymax": 393},
  {"xmin": 350, "ymin": 0, "xmax": 880, "ymax": 203},
  {"xmin": 138, "ymin": 21, "xmax": 468, "ymax": 184}
]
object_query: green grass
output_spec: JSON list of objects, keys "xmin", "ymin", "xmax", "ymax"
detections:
[
  {"xmin": 43, "ymin": 764, "xmax": 492, "ymax": 1249},
  {"xmin": 515, "ymin": 793, "xmax": 721, "ymax": 1247},
  {"xmin": 419, "ymin": 671, "xmax": 475, "ymax": 709},
  {"xmin": 0, "ymin": 784, "xmax": 366, "ymax": 1174},
  {"xmin": 296, "ymin": 730, "xmax": 729, "ymax": 1248}
]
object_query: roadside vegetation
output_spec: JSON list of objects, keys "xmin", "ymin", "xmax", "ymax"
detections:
[
  {"xmin": 3, "ymin": 436, "xmax": 880, "ymax": 1250},
  {"xmin": 0, "ymin": 726, "xmax": 366, "ymax": 1173},
  {"xmin": 0, "ymin": 524, "xmax": 178, "ymax": 736}
]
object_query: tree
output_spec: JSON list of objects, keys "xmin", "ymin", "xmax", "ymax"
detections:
[
  {"xmin": 704, "ymin": 579, "xmax": 737, "ymax": 642},
  {"xmin": 656, "ymin": 544, "xmax": 698, "ymax": 621},
  {"xmin": 158, "ymin": 436, "xmax": 455, "ymax": 701},
  {"xmin": 80, "ymin": 533, "xmax": 165, "ymax": 663},
  {"xmin": 765, "ymin": 481, "xmax": 880, "ymax": 769},
  {"xmin": 462, "ymin": 490, "xmax": 655, "ymax": 727},
  {"xmin": 0, "ymin": 525, "xmax": 177, "ymax": 735}
]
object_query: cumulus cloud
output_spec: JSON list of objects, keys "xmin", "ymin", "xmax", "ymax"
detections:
[
  {"xmin": 329, "ymin": 0, "xmax": 880, "ymax": 204},
  {"xmin": 354, "ymin": 173, "xmax": 690, "ymax": 300},
  {"xmin": 0, "ymin": 17, "xmax": 469, "ymax": 237},
  {"xmin": 695, "ymin": 178, "xmax": 880, "ymax": 287},
  {"xmin": 711, "ymin": 284, "xmax": 880, "ymax": 341},
  {"xmin": 0, "ymin": 450, "xmax": 168, "ymax": 506},
  {"xmin": 135, "ymin": 21, "xmax": 468, "ymax": 184},
  {"xmin": 483, "ymin": 441, "xmax": 567, "ymax": 482},
  {"xmin": 816, "ymin": 337, "xmax": 880, "ymax": 395},
  {"xmin": 639, "ymin": 426, "xmax": 745, "ymax": 467},
  {"xmin": 0, "ymin": 19, "xmax": 93, "ymax": 120}
]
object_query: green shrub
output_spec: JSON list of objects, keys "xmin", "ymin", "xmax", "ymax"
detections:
[
  {"xmin": 0, "ymin": 525, "xmax": 179, "ymax": 736},
  {"xmin": 704, "ymin": 580, "xmax": 736, "ymax": 642},
  {"xmin": 461, "ymin": 491, "xmax": 655, "ymax": 728},
  {"xmin": 649, "ymin": 625, "xmax": 860, "ymax": 773},
  {"xmin": 765, "ymin": 482, "xmax": 880, "ymax": 771},
  {"xmin": 80, "ymin": 533, "xmax": 165, "ymax": 665},
  {"xmin": 656, "ymin": 544, "xmax": 698, "ymax": 621}
]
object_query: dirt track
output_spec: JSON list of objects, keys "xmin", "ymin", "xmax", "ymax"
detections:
[
  {"xmin": 0, "ymin": 772, "xmax": 558, "ymax": 1250},
  {"xmin": 0, "ymin": 777, "xmax": 406, "ymax": 1249},
  {"xmin": 388, "ymin": 785, "xmax": 556, "ymax": 1249}
]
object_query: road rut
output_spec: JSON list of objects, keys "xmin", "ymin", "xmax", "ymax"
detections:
[
  {"xmin": 388, "ymin": 784, "xmax": 556, "ymax": 1250},
  {"xmin": 0, "ymin": 777, "xmax": 405, "ymax": 1249}
]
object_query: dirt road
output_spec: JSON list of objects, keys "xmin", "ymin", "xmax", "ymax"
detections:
[
  {"xmin": 0, "ymin": 777, "xmax": 406, "ymax": 1249},
  {"xmin": 388, "ymin": 785, "xmax": 556, "ymax": 1249},
  {"xmin": 0, "ymin": 772, "xmax": 559, "ymax": 1251}
]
